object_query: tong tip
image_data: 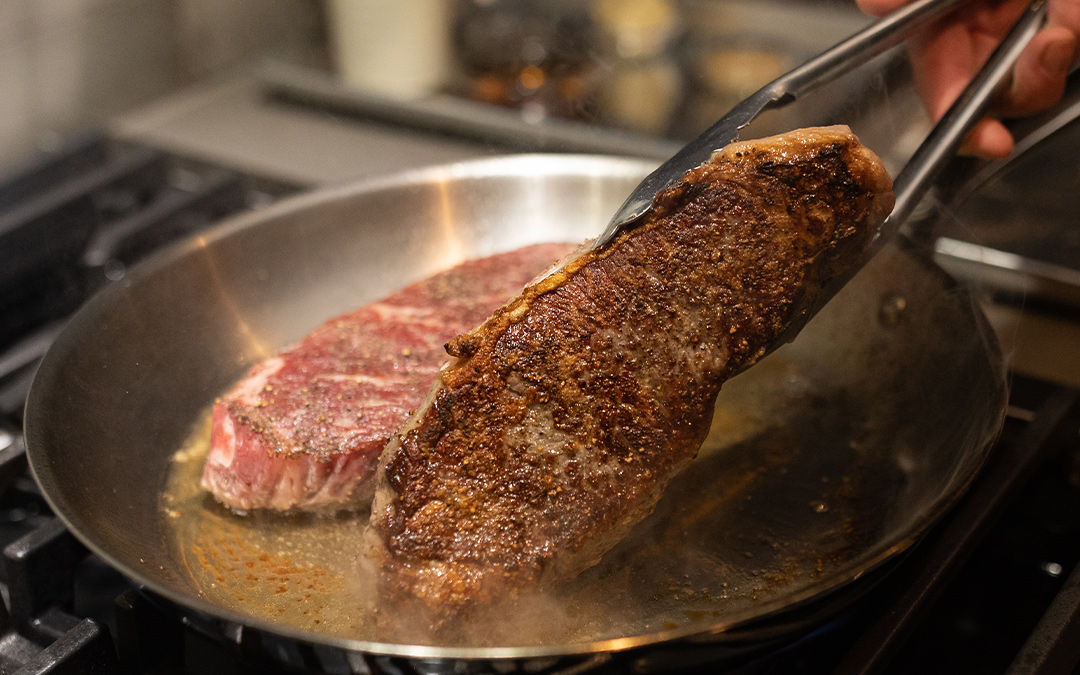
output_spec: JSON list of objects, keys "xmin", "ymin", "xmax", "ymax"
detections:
[{"xmin": 594, "ymin": 200, "xmax": 652, "ymax": 249}]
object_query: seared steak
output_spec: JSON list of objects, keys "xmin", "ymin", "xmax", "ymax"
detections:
[
  {"xmin": 365, "ymin": 126, "xmax": 894, "ymax": 622},
  {"xmin": 201, "ymin": 243, "xmax": 576, "ymax": 512}
]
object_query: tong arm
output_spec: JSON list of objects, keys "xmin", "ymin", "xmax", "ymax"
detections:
[
  {"xmin": 771, "ymin": 0, "xmax": 1048, "ymax": 353},
  {"xmin": 886, "ymin": 1, "xmax": 1048, "ymax": 236}
]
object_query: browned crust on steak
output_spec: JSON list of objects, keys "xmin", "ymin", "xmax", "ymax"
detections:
[{"xmin": 364, "ymin": 126, "xmax": 894, "ymax": 625}]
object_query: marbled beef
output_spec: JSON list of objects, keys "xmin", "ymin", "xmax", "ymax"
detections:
[{"xmin": 201, "ymin": 243, "xmax": 576, "ymax": 512}]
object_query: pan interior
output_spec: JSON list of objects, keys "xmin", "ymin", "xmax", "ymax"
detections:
[{"xmin": 25, "ymin": 155, "xmax": 1005, "ymax": 655}]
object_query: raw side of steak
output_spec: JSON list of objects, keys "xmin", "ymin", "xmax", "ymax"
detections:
[
  {"xmin": 201, "ymin": 242, "xmax": 576, "ymax": 512},
  {"xmin": 364, "ymin": 126, "xmax": 895, "ymax": 624}
]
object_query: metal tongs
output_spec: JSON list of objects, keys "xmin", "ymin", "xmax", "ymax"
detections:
[{"xmin": 595, "ymin": 0, "xmax": 1049, "ymax": 252}]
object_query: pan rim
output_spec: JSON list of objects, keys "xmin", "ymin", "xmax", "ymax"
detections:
[{"xmin": 24, "ymin": 153, "xmax": 1006, "ymax": 660}]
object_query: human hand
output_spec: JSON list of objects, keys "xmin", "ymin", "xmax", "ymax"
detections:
[{"xmin": 857, "ymin": 0, "xmax": 1080, "ymax": 159}]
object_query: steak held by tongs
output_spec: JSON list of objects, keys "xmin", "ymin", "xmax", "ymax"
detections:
[{"xmin": 364, "ymin": 126, "xmax": 894, "ymax": 623}]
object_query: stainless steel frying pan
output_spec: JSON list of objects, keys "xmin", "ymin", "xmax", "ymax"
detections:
[{"xmin": 24, "ymin": 155, "xmax": 1006, "ymax": 658}]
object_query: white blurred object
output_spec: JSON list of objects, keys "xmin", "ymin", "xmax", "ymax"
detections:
[{"xmin": 327, "ymin": 0, "xmax": 452, "ymax": 99}]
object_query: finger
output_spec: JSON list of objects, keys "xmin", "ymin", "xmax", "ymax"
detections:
[
  {"xmin": 958, "ymin": 118, "xmax": 1015, "ymax": 159},
  {"xmin": 1048, "ymin": 0, "xmax": 1080, "ymax": 49},
  {"xmin": 908, "ymin": 21, "xmax": 982, "ymax": 119},
  {"xmin": 856, "ymin": 0, "xmax": 911, "ymax": 17},
  {"xmin": 998, "ymin": 27, "xmax": 1076, "ymax": 116}
]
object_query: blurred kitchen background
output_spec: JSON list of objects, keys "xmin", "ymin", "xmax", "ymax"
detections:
[
  {"xmin": 0, "ymin": 0, "xmax": 320, "ymax": 170},
  {"xmin": 0, "ymin": 0, "xmax": 920, "ymax": 175}
]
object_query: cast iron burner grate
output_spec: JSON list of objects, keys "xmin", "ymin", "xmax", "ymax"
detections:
[{"xmin": 1, "ymin": 137, "xmax": 1080, "ymax": 674}]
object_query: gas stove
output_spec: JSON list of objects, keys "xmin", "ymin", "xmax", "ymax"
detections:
[{"xmin": 2, "ymin": 86, "xmax": 1080, "ymax": 673}]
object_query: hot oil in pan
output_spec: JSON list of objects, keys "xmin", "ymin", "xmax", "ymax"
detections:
[
  {"xmin": 163, "ymin": 418, "xmax": 370, "ymax": 635},
  {"xmin": 161, "ymin": 354, "xmax": 903, "ymax": 647}
]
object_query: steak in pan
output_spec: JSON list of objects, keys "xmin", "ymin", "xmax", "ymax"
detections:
[
  {"xmin": 201, "ymin": 243, "xmax": 576, "ymax": 512},
  {"xmin": 364, "ymin": 126, "xmax": 894, "ymax": 624}
]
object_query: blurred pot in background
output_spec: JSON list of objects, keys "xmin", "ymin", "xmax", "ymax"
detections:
[{"xmin": 453, "ymin": 0, "xmax": 596, "ymax": 121}]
